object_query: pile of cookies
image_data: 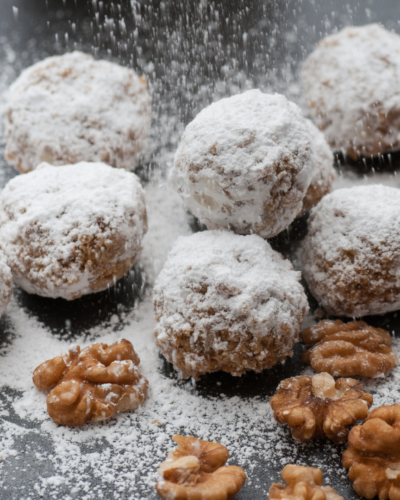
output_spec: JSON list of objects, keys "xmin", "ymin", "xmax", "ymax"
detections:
[{"xmin": 3, "ymin": 21, "xmax": 400, "ymax": 500}]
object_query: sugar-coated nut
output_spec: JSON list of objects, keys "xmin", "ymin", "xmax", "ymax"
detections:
[
  {"xmin": 301, "ymin": 185, "xmax": 400, "ymax": 317},
  {"xmin": 302, "ymin": 24, "xmax": 400, "ymax": 159},
  {"xmin": 153, "ymin": 231, "xmax": 309, "ymax": 379},
  {"xmin": 270, "ymin": 372, "xmax": 372, "ymax": 443},
  {"xmin": 170, "ymin": 90, "xmax": 314, "ymax": 239},
  {"xmin": 269, "ymin": 464, "xmax": 343, "ymax": 500},
  {"xmin": 0, "ymin": 162, "xmax": 147, "ymax": 300},
  {"xmin": 301, "ymin": 320, "xmax": 398, "ymax": 378},
  {"xmin": 343, "ymin": 404, "xmax": 400, "ymax": 500},
  {"xmin": 5, "ymin": 51, "xmax": 151, "ymax": 173},
  {"xmin": 33, "ymin": 339, "xmax": 148, "ymax": 426},
  {"xmin": 156, "ymin": 435, "xmax": 246, "ymax": 500}
]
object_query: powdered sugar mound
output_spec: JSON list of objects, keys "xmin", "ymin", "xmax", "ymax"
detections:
[
  {"xmin": 5, "ymin": 51, "xmax": 151, "ymax": 173},
  {"xmin": 302, "ymin": 119, "xmax": 336, "ymax": 213},
  {"xmin": 0, "ymin": 162, "xmax": 147, "ymax": 300},
  {"xmin": 301, "ymin": 184, "xmax": 400, "ymax": 317},
  {"xmin": 154, "ymin": 230, "xmax": 309, "ymax": 378},
  {"xmin": 170, "ymin": 90, "xmax": 313, "ymax": 239},
  {"xmin": 302, "ymin": 24, "xmax": 400, "ymax": 158}
]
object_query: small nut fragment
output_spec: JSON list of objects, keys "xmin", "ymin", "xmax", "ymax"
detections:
[
  {"xmin": 270, "ymin": 372, "xmax": 373, "ymax": 443},
  {"xmin": 33, "ymin": 339, "xmax": 148, "ymax": 426},
  {"xmin": 269, "ymin": 464, "xmax": 343, "ymax": 499},
  {"xmin": 343, "ymin": 404, "xmax": 400, "ymax": 500},
  {"xmin": 156, "ymin": 434, "xmax": 246, "ymax": 500},
  {"xmin": 301, "ymin": 320, "xmax": 398, "ymax": 377}
]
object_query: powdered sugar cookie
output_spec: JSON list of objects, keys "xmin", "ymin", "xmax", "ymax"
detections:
[
  {"xmin": 302, "ymin": 185, "xmax": 400, "ymax": 317},
  {"xmin": 0, "ymin": 162, "xmax": 147, "ymax": 300},
  {"xmin": 301, "ymin": 120, "xmax": 335, "ymax": 214},
  {"xmin": 303, "ymin": 24, "xmax": 400, "ymax": 159},
  {"xmin": 170, "ymin": 90, "xmax": 314, "ymax": 239},
  {"xmin": 5, "ymin": 51, "xmax": 151, "ymax": 173},
  {"xmin": 153, "ymin": 230, "xmax": 309, "ymax": 378},
  {"xmin": 0, "ymin": 253, "xmax": 13, "ymax": 318}
]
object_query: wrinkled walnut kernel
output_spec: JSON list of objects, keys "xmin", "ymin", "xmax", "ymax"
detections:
[
  {"xmin": 301, "ymin": 320, "xmax": 398, "ymax": 377},
  {"xmin": 156, "ymin": 435, "xmax": 246, "ymax": 500},
  {"xmin": 270, "ymin": 372, "xmax": 373, "ymax": 443},
  {"xmin": 343, "ymin": 404, "xmax": 400, "ymax": 500},
  {"xmin": 33, "ymin": 339, "xmax": 148, "ymax": 426},
  {"xmin": 269, "ymin": 464, "xmax": 343, "ymax": 500}
]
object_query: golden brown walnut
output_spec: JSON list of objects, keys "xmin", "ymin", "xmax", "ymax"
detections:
[
  {"xmin": 33, "ymin": 339, "xmax": 148, "ymax": 426},
  {"xmin": 301, "ymin": 320, "xmax": 398, "ymax": 377},
  {"xmin": 269, "ymin": 464, "xmax": 343, "ymax": 500},
  {"xmin": 156, "ymin": 435, "xmax": 246, "ymax": 500},
  {"xmin": 270, "ymin": 372, "xmax": 372, "ymax": 443},
  {"xmin": 343, "ymin": 404, "xmax": 400, "ymax": 500}
]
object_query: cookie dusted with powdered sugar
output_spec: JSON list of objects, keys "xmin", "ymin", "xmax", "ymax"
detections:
[
  {"xmin": 170, "ymin": 90, "xmax": 314, "ymax": 239},
  {"xmin": 301, "ymin": 119, "xmax": 335, "ymax": 214},
  {"xmin": 301, "ymin": 185, "xmax": 400, "ymax": 317},
  {"xmin": 303, "ymin": 24, "xmax": 400, "ymax": 159},
  {"xmin": 0, "ymin": 162, "xmax": 147, "ymax": 300},
  {"xmin": 153, "ymin": 231, "xmax": 309, "ymax": 379},
  {"xmin": 5, "ymin": 51, "xmax": 151, "ymax": 173}
]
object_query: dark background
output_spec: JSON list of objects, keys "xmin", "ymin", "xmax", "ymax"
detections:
[{"xmin": 1, "ymin": 0, "xmax": 400, "ymax": 498}]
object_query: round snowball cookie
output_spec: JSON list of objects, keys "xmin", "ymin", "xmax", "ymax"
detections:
[
  {"xmin": 153, "ymin": 230, "xmax": 309, "ymax": 379},
  {"xmin": 301, "ymin": 120, "xmax": 336, "ymax": 214},
  {"xmin": 301, "ymin": 185, "xmax": 400, "ymax": 317},
  {"xmin": 170, "ymin": 90, "xmax": 314, "ymax": 239},
  {"xmin": 0, "ymin": 253, "xmax": 13, "ymax": 318},
  {"xmin": 5, "ymin": 51, "xmax": 151, "ymax": 173},
  {"xmin": 302, "ymin": 24, "xmax": 400, "ymax": 159},
  {"xmin": 0, "ymin": 162, "xmax": 147, "ymax": 300}
]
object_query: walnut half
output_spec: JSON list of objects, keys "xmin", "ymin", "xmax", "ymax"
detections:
[
  {"xmin": 301, "ymin": 320, "xmax": 398, "ymax": 377},
  {"xmin": 343, "ymin": 403, "xmax": 400, "ymax": 500},
  {"xmin": 269, "ymin": 464, "xmax": 343, "ymax": 500},
  {"xmin": 33, "ymin": 339, "xmax": 148, "ymax": 426},
  {"xmin": 156, "ymin": 435, "xmax": 246, "ymax": 500},
  {"xmin": 270, "ymin": 372, "xmax": 373, "ymax": 443}
]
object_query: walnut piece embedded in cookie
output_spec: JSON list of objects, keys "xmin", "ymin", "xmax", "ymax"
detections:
[
  {"xmin": 33, "ymin": 339, "xmax": 148, "ymax": 426},
  {"xmin": 156, "ymin": 435, "xmax": 246, "ymax": 500},
  {"xmin": 269, "ymin": 464, "xmax": 343, "ymax": 500},
  {"xmin": 270, "ymin": 372, "xmax": 372, "ymax": 443},
  {"xmin": 153, "ymin": 230, "xmax": 309, "ymax": 379},
  {"xmin": 5, "ymin": 51, "xmax": 151, "ymax": 173},
  {"xmin": 301, "ymin": 320, "xmax": 398, "ymax": 378},
  {"xmin": 343, "ymin": 404, "xmax": 400, "ymax": 500},
  {"xmin": 0, "ymin": 162, "xmax": 147, "ymax": 300}
]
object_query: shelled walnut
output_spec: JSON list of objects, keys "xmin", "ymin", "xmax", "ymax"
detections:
[
  {"xmin": 301, "ymin": 320, "xmax": 398, "ymax": 377},
  {"xmin": 156, "ymin": 435, "xmax": 246, "ymax": 500},
  {"xmin": 269, "ymin": 464, "xmax": 343, "ymax": 500},
  {"xmin": 33, "ymin": 339, "xmax": 148, "ymax": 426},
  {"xmin": 270, "ymin": 372, "xmax": 372, "ymax": 443},
  {"xmin": 343, "ymin": 404, "xmax": 400, "ymax": 500}
]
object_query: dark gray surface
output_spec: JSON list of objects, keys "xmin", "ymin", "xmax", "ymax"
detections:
[{"xmin": 1, "ymin": 1, "xmax": 400, "ymax": 499}]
